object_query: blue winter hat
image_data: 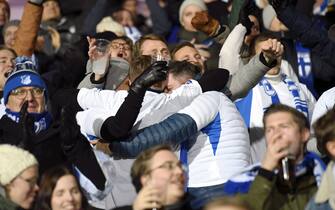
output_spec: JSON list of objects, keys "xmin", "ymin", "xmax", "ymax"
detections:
[{"xmin": 3, "ymin": 57, "xmax": 48, "ymax": 105}]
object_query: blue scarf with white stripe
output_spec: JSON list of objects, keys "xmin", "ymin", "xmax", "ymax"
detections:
[
  {"xmin": 5, "ymin": 109, "xmax": 52, "ymax": 133},
  {"xmin": 223, "ymin": 152, "xmax": 326, "ymax": 195}
]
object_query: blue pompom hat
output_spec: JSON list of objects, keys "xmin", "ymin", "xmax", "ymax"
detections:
[{"xmin": 3, "ymin": 56, "xmax": 48, "ymax": 105}]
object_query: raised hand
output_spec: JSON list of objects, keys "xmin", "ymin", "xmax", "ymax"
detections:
[
  {"xmin": 262, "ymin": 131, "xmax": 290, "ymax": 171},
  {"xmin": 130, "ymin": 61, "xmax": 168, "ymax": 94},
  {"xmin": 238, "ymin": 0, "xmax": 256, "ymax": 35},
  {"xmin": 261, "ymin": 38, "xmax": 284, "ymax": 63},
  {"xmin": 87, "ymin": 36, "xmax": 109, "ymax": 61},
  {"xmin": 191, "ymin": 11, "xmax": 220, "ymax": 37},
  {"xmin": 132, "ymin": 185, "xmax": 163, "ymax": 210},
  {"xmin": 48, "ymin": 26, "xmax": 61, "ymax": 51},
  {"xmin": 19, "ymin": 101, "xmax": 34, "ymax": 150}
]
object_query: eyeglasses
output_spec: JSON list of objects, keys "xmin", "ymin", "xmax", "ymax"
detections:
[
  {"xmin": 11, "ymin": 87, "xmax": 45, "ymax": 99},
  {"xmin": 147, "ymin": 161, "xmax": 185, "ymax": 174},
  {"xmin": 110, "ymin": 42, "xmax": 131, "ymax": 51},
  {"xmin": 18, "ymin": 176, "xmax": 38, "ymax": 188}
]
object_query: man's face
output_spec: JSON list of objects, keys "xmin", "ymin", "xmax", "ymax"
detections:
[
  {"xmin": 42, "ymin": 1, "xmax": 61, "ymax": 21},
  {"xmin": 142, "ymin": 150, "xmax": 185, "ymax": 205},
  {"xmin": 173, "ymin": 46, "xmax": 204, "ymax": 73},
  {"xmin": 113, "ymin": 10, "xmax": 134, "ymax": 27},
  {"xmin": 165, "ymin": 73, "xmax": 192, "ymax": 93},
  {"xmin": 0, "ymin": 2, "xmax": 9, "ymax": 26},
  {"xmin": 4, "ymin": 25, "xmax": 18, "ymax": 49},
  {"xmin": 0, "ymin": 49, "xmax": 15, "ymax": 90},
  {"xmin": 108, "ymin": 38, "xmax": 132, "ymax": 62},
  {"xmin": 6, "ymin": 86, "xmax": 46, "ymax": 113},
  {"xmin": 181, "ymin": 5, "xmax": 203, "ymax": 32},
  {"xmin": 140, "ymin": 39, "xmax": 170, "ymax": 61},
  {"xmin": 264, "ymin": 112, "xmax": 309, "ymax": 162}
]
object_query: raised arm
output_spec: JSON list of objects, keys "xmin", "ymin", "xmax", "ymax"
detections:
[{"xmin": 13, "ymin": 0, "xmax": 43, "ymax": 56}]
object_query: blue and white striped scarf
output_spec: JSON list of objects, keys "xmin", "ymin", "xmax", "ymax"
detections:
[
  {"xmin": 223, "ymin": 152, "xmax": 326, "ymax": 195},
  {"xmin": 236, "ymin": 73, "xmax": 309, "ymax": 128}
]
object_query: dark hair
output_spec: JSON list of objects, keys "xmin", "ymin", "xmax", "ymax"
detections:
[
  {"xmin": 171, "ymin": 42, "xmax": 196, "ymax": 59},
  {"xmin": 128, "ymin": 55, "xmax": 152, "ymax": 82},
  {"xmin": 131, "ymin": 145, "xmax": 173, "ymax": 192},
  {"xmin": 168, "ymin": 60, "xmax": 201, "ymax": 79},
  {"xmin": 204, "ymin": 197, "xmax": 253, "ymax": 210},
  {"xmin": 0, "ymin": 45, "xmax": 17, "ymax": 57},
  {"xmin": 313, "ymin": 108, "xmax": 335, "ymax": 157},
  {"xmin": 34, "ymin": 165, "xmax": 88, "ymax": 210},
  {"xmin": 263, "ymin": 104, "xmax": 310, "ymax": 131},
  {"xmin": 133, "ymin": 34, "xmax": 167, "ymax": 58}
]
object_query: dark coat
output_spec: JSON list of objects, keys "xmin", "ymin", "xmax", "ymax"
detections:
[
  {"xmin": 276, "ymin": 5, "xmax": 335, "ymax": 95},
  {"xmin": 0, "ymin": 115, "xmax": 66, "ymax": 175}
]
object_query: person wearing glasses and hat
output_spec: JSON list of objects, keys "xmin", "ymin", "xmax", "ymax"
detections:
[
  {"xmin": 0, "ymin": 144, "xmax": 39, "ymax": 210},
  {"xmin": 0, "ymin": 57, "xmax": 67, "ymax": 175},
  {"xmin": 0, "ymin": 58, "xmax": 106, "ymax": 190}
]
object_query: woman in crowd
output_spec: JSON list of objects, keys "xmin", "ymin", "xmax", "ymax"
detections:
[
  {"xmin": 0, "ymin": 144, "xmax": 39, "ymax": 210},
  {"xmin": 34, "ymin": 165, "xmax": 88, "ymax": 210}
]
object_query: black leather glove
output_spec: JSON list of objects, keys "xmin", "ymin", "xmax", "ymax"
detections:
[
  {"xmin": 238, "ymin": 0, "xmax": 255, "ymax": 36},
  {"xmin": 130, "ymin": 61, "xmax": 168, "ymax": 94},
  {"xmin": 18, "ymin": 101, "xmax": 34, "ymax": 150},
  {"xmin": 60, "ymin": 104, "xmax": 81, "ymax": 151},
  {"xmin": 269, "ymin": 0, "xmax": 292, "ymax": 12}
]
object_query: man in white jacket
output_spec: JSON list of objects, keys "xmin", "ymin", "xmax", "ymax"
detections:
[{"xmin": 74, "ymin": 37, "xmax": 284, "ymax": 209}]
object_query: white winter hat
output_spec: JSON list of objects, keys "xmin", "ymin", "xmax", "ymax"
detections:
[
  {"xmin": 262, "ymin": 5, "xmax": 277, "ymax": 30},
  {"xmin": 0, "ymin": 144, "xmax": 38, "ymax": 185},
  {"xmin": 96, "ymin": 16, "xmax": 126, "ymax": 37},
  {"xmin": 179, "ymin": 0, "xmax": 207, "ymax": 25}
]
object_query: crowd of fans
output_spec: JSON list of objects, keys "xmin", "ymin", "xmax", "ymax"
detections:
[{"xmin": 1, "ymin": 0, "xmax": 335, "ymax": 209}]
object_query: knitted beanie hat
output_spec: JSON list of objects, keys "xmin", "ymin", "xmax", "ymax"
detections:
[
  {"xmin": 0, "ymin": 144, "xmax": 38, "ymax": 185},
  {"xmin": 3, "ymin": 56, "xmax": 48, "ymax": 105},
  {"xmin": 262, "ymin": 5, "xmax": 277, "ymax": 30},
  {"xmin": 179, "ymin": 0, "xmax": 207, "ymax": 25},
  {"xmin": 96, "ymin": 16, "xmax": 126, "ymax": 37}
]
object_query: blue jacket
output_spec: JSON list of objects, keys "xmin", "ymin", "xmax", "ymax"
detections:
[{"xmin": 111, "ymin": 113, "xmax": 197, "ymax": 158}]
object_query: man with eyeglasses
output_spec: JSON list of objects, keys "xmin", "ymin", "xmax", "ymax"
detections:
[
  {"xmin": 0, "ymin": 61, "xmax": 67, "ymax": 175},
  {"xmin": 0, "ymin": 58, "xmax": 108, "ymax": 193},
  {"xmin": 78, "ymin": 32, "xmax": 133, "ymax": 90},
  {"xmin": 112, "ymin": 145, "xmax": 191, "ymax": 210}
]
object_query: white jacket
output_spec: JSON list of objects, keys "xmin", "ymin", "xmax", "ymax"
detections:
[{"xmin": 77, "ymin": 82, "xmax": 250, "ymax": 190}]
